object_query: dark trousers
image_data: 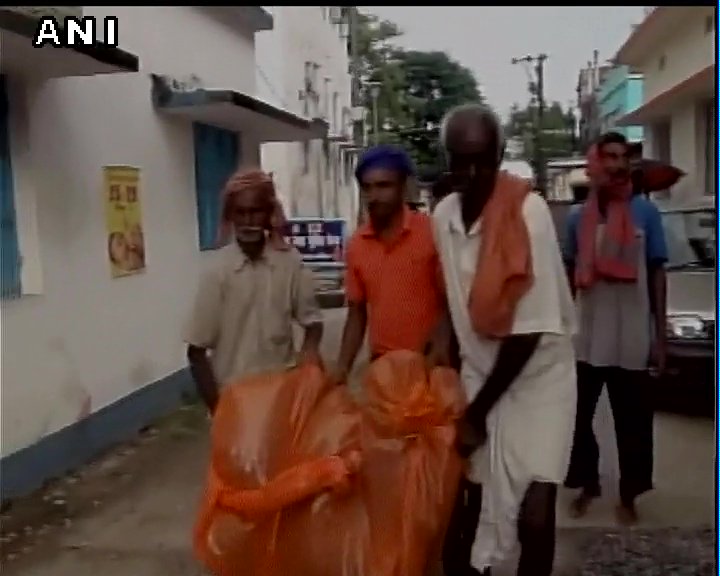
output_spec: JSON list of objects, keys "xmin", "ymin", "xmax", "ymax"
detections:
[{"xmin": 565, "ymin": 362, "xmax": 654, "ymax": 503}]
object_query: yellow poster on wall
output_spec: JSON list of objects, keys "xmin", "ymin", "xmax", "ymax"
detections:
[{"xmin": 103, "ymin": 165, "xmax": 146, "ymax": 278}]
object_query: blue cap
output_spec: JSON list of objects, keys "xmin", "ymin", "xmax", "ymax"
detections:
[{"xmin": 355, "ymin": 144, "xmax": 416, "ymax": 182}]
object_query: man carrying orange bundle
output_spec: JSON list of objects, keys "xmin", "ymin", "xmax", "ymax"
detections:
[
  {"xmin": 433, "ymin": 104, "xmax": 577, "ymax": 576},
  {"xmin": 184, "ymin": 169, "xmax": 323, "ymax": 413},
  {"xmin": 331, "ymin": 144, "xmax": 450, "ymax": 384}
]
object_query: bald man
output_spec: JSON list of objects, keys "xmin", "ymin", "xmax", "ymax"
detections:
[{"xmin": 433, "ymin": 105, "xmax": 577, "ymax": 576}]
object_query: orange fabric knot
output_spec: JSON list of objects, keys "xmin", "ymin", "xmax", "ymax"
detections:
[{"xmin": 216, "ymin": 452, "xmax": 361, "ymax": 523}]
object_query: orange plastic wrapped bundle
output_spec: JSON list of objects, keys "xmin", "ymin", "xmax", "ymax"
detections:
[
  {"xmin": 361, "ymin": 351, "xmax": 466, "ymax": 576},
  {"xmin": 194, "ymin": 351, "xmax": 466, "ymax": 576}
]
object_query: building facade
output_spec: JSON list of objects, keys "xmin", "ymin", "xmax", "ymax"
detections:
[
  {"xmin": 255, "ymin": 7, "xmax": 359, "ymax": 230},
  {"xmin": 0, "ymin": 6, "xmax": 324, "ymax": 498},
  {"xmin": 598, "ymin": 65, "xmax": 644, "ymax": 143},
  {"xmin": 616, "ymin": 6, "xmax": 716, "ymax": 199}
]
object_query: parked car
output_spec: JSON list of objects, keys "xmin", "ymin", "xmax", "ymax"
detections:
[{"xmin": 657, "ymin": 196, "xmax": 716, "ymax": 414}]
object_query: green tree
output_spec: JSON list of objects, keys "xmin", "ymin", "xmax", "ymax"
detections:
[
  {"xmin": 505, "ymin": 100, "xmax": 577, "ymax": 161},
  {"xmin": 354, "ymin": 12, "xmax": 411, "ymax": 139},
  {"xmin": 395, "ymin": 50, "xmax": 483, "ymax": 176},
  {"xmin": 355, "ymin": 11, "xmax": 485, "ymax": 176}
]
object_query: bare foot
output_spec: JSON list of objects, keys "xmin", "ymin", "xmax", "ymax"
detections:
[
  {"xmin": 615, "ymin": 502, "xmax": 639, "ymax": 526},
  {"xmin": 569, "ymin": 491, "xmax": 598, "ymax": 519}
]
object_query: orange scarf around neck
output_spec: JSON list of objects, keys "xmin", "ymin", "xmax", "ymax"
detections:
[
  {"xmin": 468, "ymin": 171, "xmax": 534, "ymax": 339},
  {"xmin": 575, "ymin": 145, "xmax": 638, "ymax": 290}
]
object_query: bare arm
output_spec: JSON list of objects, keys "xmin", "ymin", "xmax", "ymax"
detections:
[
  {"xmin": 466, "ymin": 333, "xmax": 542, "ymax": 422},
  {"xmin": 563, "ymin": 207, "xmax": 579, "ymax": 299},
  {"xmin": 645, "ymin": 202, "xmax": 669, "ymax": 369},
  {"xmin": 336, "ymin": 302, "xmax": 368, "ymax": 379},
  {"xmin": 184, "ymin": 268, "xmax": 223, "ymax": 413},
  {"xmin": 334, "ymin": 241, "xmax": 367, "ymax": 381},
  {"xmin": 565, "ymin": 262, "xmax": 577, "ymax": 299},
  {"xmin": 425, "ymin": 230, "xmax": 457, "ymax": 367},
  {"xmin": 648, "ymin": 263, "xmax": 667, "ymax": 351},
  {"xmin": 426, "ymin": 309, "xmax": 453, "ymax": 356},
  {"xmin": 187, "ymin": 345, "xmax": 220, "ymax": 413},
  {"xmin": 299, "ymin": 322, "xmax": 324, "ymax": 361},
  {"xmin": 293, "ymin": 263, "xmax": 324, "ymax": 365}
]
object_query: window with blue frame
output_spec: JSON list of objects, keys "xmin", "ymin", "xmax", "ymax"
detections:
[
  {"xmin": 0, "ymin": 75, "xmax": 21, "ymax": 298},
  {"xmin": 193, "ymin": 123, "xmax": 240, "ymax": 250}
]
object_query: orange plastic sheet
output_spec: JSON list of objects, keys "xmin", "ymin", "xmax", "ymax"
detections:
[{"xmin": 194, "ymin": 351, "xmax": 466, "ymax": 576}]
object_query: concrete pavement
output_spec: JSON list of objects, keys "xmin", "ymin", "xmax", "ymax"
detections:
[{"xmin": 0, "ymin": 308, "xmax": 714, "ymax": 576}]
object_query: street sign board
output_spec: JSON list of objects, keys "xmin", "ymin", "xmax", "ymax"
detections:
[
  {"xmin": 283, "ymin": 217, "xmax": 347, "ymax": 263},
  {"xmin": 283, "ymin": 218, "xmax": 348, "ymax": 298}
]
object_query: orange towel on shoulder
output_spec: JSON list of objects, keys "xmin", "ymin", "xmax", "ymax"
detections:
[{"xmin": 468, "ymin": 171, "xmax": 534, "ymax": 338}]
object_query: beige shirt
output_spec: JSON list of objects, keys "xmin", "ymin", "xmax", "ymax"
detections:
[{"xmin": 184, "ymin": 242, "xmax": 322, "ymax": 386}]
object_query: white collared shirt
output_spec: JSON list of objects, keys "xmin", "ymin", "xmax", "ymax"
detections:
[{"xmin": 432, "ymin": 192, "xmax": 577, "ymax": 398}]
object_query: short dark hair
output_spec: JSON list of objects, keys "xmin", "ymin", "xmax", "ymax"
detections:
[{"xmin": 596, "ymin": 131, "xmax": 629, "ymax": 153}]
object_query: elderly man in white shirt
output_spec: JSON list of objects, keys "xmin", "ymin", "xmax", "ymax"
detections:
[{"xmin": 433, "ymin": 104, "xmax": 577, "ymax": 576}]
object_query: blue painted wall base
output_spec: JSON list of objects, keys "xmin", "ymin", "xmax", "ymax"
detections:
[{"xmin": 0, "ymin": 368, "xmax": 197, "ymax": 501}]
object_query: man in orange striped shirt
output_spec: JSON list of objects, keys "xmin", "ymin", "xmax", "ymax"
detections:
[{"xmin": 331, "ymin": 145, "xmax": 449, "ymax": 385}]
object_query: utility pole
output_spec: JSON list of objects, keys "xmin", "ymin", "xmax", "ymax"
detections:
[
  {"xmin": 367, "ymin": 81, "xmax": 381, "ymax": 144},
  {"xmin": 511, "ymin": 53, "xmax": 548, "ymax": 195},
  {"xmin": 348, "ymin": 7, "xmax": 362, "ymax": 146},
  {"xmin": 567, "ymin": 100, "xmax": 578, "ymax": 155}
]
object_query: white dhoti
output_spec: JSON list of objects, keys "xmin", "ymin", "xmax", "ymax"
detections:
[{"xmin": 464, "ymin": 335, "xmax": 577, "ymax": 570}]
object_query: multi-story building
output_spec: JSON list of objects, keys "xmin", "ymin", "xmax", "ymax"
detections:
[
  {"xmin": 615, "ymin": 6, "xmax": 715, "ymax": 199},
  {"xmin": 255, "ymin": 7, "xmax": 360, "ymax": 229},
  {"xmin": 0, "ymin": 6, "xmax": 324, "ymax": 499},
  {"xmin": 598, "ymin": 65, "xmax": 644, "ymax": 143}
]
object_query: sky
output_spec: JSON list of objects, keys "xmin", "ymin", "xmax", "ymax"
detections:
[{"xmin": 363, "ymin": 6, "xmax": 647, "ymax": 119}]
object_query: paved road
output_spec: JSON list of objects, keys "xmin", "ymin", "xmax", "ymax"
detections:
[{"xmin": 1, "ymin": 309, "xmax": 714, "ymax": 576}]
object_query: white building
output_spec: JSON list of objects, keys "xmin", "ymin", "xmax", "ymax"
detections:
[
  {"xmin": 0, "ymin": 6, "xmax": 325, "ymax": 499},
  {"xmin": 255, "ymin": 7, "xmax": 359, "ymax": 228},
  {"xmin": 616, "ymin": 6, "xmax": 716, "ymax": 199}
]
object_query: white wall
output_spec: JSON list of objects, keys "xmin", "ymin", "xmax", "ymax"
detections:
[
  {"xmin": 1, "ymin": 7, "xmax": 261, "ymax": 456},
  {"xmin": 255, "ymin": 7, "xmax": 358, "ymax": 228},
  {"xmin": 645, "ymin": 100, "xmax": 714, "ymax": 200},
  {"xmin": 669, "ymin": 104, "xmax": 700, "ymax": 198},
  {"xmin": 639, "ymin": 8, "xmax": 715, "ymax": 102},
  {"xmin": 635, "ymin": 8, "xmax": 715, "ymax": 201}
]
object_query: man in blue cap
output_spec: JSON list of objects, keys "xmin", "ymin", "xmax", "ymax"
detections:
[{"xmin": 331, "ymin": 144, "xmax": 452, "ymax": 384}]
